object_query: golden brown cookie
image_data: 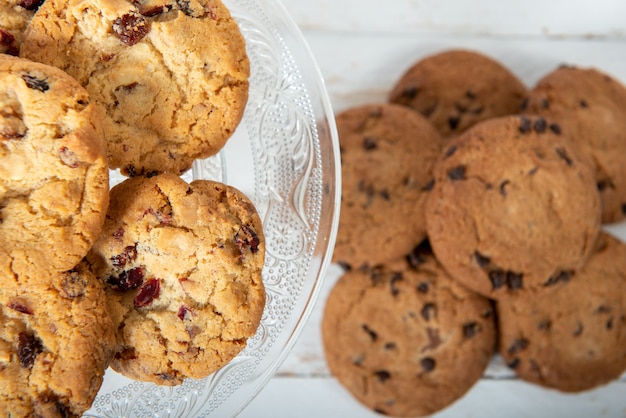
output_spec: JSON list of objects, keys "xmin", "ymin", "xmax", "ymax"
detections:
[
  {"xmin": 389, "ymin": 49, "xmax": 527, "ymax": 137},
  {"xmin": 0, "ymin": 0, "xmax": 44, "ymax": 55},
  {"xmin": 21, "ymin": 0, "xmax": 250, "ymax": 176},
  {"xmin": 86, "ymin": 173, "xmax": 265, "ymax": 385},
  {"xmin": 522, "ymin": 65, "xmax": 626, "ymax": 223},
  {"xmin": 333, "ymin": 103, "xmax": 444, "ymax": 270},
  {"xmin": 0, "ymin": 54, "xmax": 108, "ymax": 276},
  {"xmin": 426, "ymin": 115, "xmax": 601, "ymax": 299},
  {"xmin": 322, "ymin": 242, "xmax": 496, "ymax": 417},
  {"xmin": 497, "ymin": 232, "xmax": 626, "ymax": 392},
  {"xmin": 0, "ymin": 262, "xmax": 115, "ymax": 417}
]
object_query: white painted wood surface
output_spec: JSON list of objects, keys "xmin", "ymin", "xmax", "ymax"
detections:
[{"xmin": 244, "ymin": 1, "xmax": 626, "ymax": 416}]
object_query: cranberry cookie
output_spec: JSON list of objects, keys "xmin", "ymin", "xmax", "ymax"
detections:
[
  {"xmin": 21, "ymin": 0, "xmax": 250, "ymax": 176},
  {"xmin": 0, "ymin": 54, "xmax": 108, "ymax": 276},
  {"xmin": 86, "ymin": 173, "xmax": 265, "ymax": 385},
  {"xmin": 426, "ymin": 115, "xmax": 601, "ymax": 299},
  {"xmin": 0, "ymin": 262, "xmax": 115, "ymax": 417},
  {"xmin": 322, "ymin": 242, "xmax": 495, "ymax": 417}
]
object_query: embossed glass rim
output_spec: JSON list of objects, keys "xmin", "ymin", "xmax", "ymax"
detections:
[{"xmin": 85, "ymin": 0, "xmax": 340, "ymax": 416}]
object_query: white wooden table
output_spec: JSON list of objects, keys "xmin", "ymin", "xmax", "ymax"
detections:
[{"xmin": 242, "ymin": 1, "xmax": 626, "ymax": 416}]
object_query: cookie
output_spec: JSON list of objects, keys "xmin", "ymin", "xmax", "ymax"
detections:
[
  {"xmin": 0, "ymin": 54, "xmax": 109, "ymax": 276},
  {"xmin": 522, "ymin": 65, "xmax": 626, "ymax": 223},
  {"xmin": 332, "ymin": 103, "xmax": 444, "ymax": 270},
  {"xmin": 21, "ymin": 0, "xmax": 250, "ymax": 176},
  {"xmin": 0, "ymin": 0, "xmax": 43, "ymax": 55},
  {"xmin": 85, "ymin": 173, "xmax": 265, "ymax": 385},
  {"xmin": 0, "ymin": 262, "xmax": 115, "ymax": 417},
  {"xmin": 426, "ymin": 115, "xmax": 601, "ymax": 299},
  {"xmin": 389, "ymin": 49, "xmax": 527, "ymax": 137},
  {"xmin": 497, "ymin": 232, "xmax": 626, "ymax": 392},
  {"xmin": 322, "ymin": 242, "xmax": 496, "ymax": 417}
]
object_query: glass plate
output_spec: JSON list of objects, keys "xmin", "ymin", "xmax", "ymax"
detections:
[{"xmin": 84, "ymin": 0, "xmax": 340, "ymax": 415}]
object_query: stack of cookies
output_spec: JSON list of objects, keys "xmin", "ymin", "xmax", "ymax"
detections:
[
  {"xmin": 1, "ymin": 0, "xmax": 266, "ymax": 416},
  {"xmin": 324, "ymin": 49, "xmax": 626, "ymax": 417}
]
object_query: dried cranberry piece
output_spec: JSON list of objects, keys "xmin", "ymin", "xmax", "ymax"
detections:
[
  {"xmin": 140, "ymin": 4, "xmax": 173, "ymax": 17},
  {"xmin": 235, "ymin": 225, "xmax": 261, "ymax": 255},
  {"xmin": 18, "ymin": 332, "xmax": 43, "ymax": 368},
  {"xmin": 107, "ymin": 267, "xmax": 144, "ymax": 291},
  {"xmin": 60, "ymin": 269, "xmax": 88, "ymax": 299},
  {"xmin": 21, "ymin": 74, "xmax": 49, "ymax": 92},
  {"xmin": 0, "ymin": 29, "xmax": 15, "ymax": 46},
  {"xmin": 110, "ymin": 245, "xmax": 138, "ymax": 269},
  {"xmin": 7, "ymin": 301, "xmax": 33, "ymax": 315},
  {"xmin": 112, "ymin": 12, "xmax": 150, "ymax": 46},
  {"xmin": 59, "ymin": 146, "xmax": 79, "ymax": 168},
  {"xmin": 18, "ymin": 0, "xmax": 44, "ymax": 10},
  {"xmin": 177, "ymin": 305, "xmax": 192, "ymax": 321},
  {"xmin": 134, "ymin": 278, "xmax": 161, "ymax": 307}
]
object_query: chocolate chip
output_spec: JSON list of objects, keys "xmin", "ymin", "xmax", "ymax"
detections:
[
  {"xmin": 18, "ymin": 0, "xmax": 44, "ymax": 10},
  {"xmin": 363, "ymin": 137, "xmax": 378, "ymax": 150},
  {"xmin": 18, "ymin": 332, "xmax": 43, "ymax": 368},
  {"xmin": 401, "ymin": 86, "xmax": 419, "ymax": 100},
  {"xmin": 549, "ymin": 123, "xmax": 562, "ymax": 135},
  {"xmin": 573, "ymin": 322, "xmax": 584, "ymax": 337},
  {"xmin": 595, "ymin": 305, "xmax": 612, "ymax": 314},
  {"xmin": 416, "ymin": 282, "xmax": 429, "ymax": 294},
  {"xmin": 444, "ymin": 146, "xmax": 457, "ymax": 159},
  {"xmin": 466, "ymin": 90, "xmax": 476, "ymax": 100},
  {"xmin": 463, "ymin": 322, "xmax": 479, "ymax": 338},
  {"xmin": 112, "ymin": 12, "xmax": 150, "ymax": 46},
  {"xmin": 489, "ymin": 270, "xmax": 506, "ymax": 290},
  {"xmin": 407, "ymin": 241, "xmax": 431, "ymax": 269},
  {"xmin": 555, "ymin": 148, "xmax": 573, "ymax": 166},
  {"xmin": 374, "ymin": 370, "xmax": 391, "ymax": 382},
  {"xmin": 421, "ymin": 303, "xmax": 436, "ymax": 321},
  {"xmin": 507, "ymin": 272, "xmax": 523, "ymax": 290},
  {"xmin": 447, "ymin": 165, "xmax": 466, "ymax": 181},
  {"xmin": 499, "ymin": 180, "xmax": 510, "ymax": 196},
  {"xmin": 420, "ymin": 357, "xmax": 436, "ymax": 372},
  {"xmin": 597, "ymin": 179, "xmax": 615, "ymax": 191},
  {"xmin": 538, "ymin": 320, "xmax": 552, "ymax": 331},
  {"xmin": 533, "ymin": 118, "xmax": 547, "ymax": 133},
  {"xmin": 337, "ymin": 261, "xmax": 352, "ymax": 272},
  {"xmin": 390, "ymin": 272, "xmax": 403, "ymax": 296},
  {"xmin": 507, "ymin": 358, "xmax": 521, "ymax": 369},
  {"xmin": 579, "ymin": 100, "xmax": 588, "ymax": 108},
  {"xmin": 448, "ymin": 116, "xmax": 460, "ymax": 131},
  {"xmin": 21, "ymin": 74, "xmax": 49, "ymax": 92},
  {"xmin": 606, "ymin": 318, "xmax": 614, "ymax": 330},
  {"xmin": 519, "ymin": 117, "xmax": 532, "ymax": 133},
  {"xmin": 544, "ymin": 271, "xmax": 572, "ymax": 287},
  {"xmin": 422, "ymin": 178, "xmax": 435, "ymax": 192},
  {"xmin": 384, "ymin": 342, "xmax": 397, "ymax": 351},
  {"xmin": 362, "ymin": 324, "xmax": 378, "ymax": 342},
  {"xmin": 520, "ymin": 97, "xmax": 529, "ymax": 111},
  {"xmin": 471, "ymin": 106, "xmax": 484, "ymax": 115},
  {"xmin": 474, "ymin": 251, "xmax": 490, "ymax": 268},
  {"xmin": 508, "ymin": 338, "xmax": 529, "ymax": 355},
  {"xmin": 380, "ymin": 189, "xmax": 390, "ymax": 200},
  {"xmin": 424, "ymin": 327, "xmax": 442, "ymax": 351},
  {"xmin": 540, "ymin": 98, "xmax": 550, "ymax": 109},
  {"xmin": 124, "ymin": 164, "xmax": 138, "ymax": 177}
]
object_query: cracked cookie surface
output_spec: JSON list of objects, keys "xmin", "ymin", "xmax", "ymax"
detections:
[
  {"xmin": 425, "ymin": 115, "xmax": 601, "ymax": 299},
  {"xmin": 497, "ymin": 232, "xmax": 626, "ymax": 392},
  {"xmin": 21, "ymin": 0, "xmax": 250, "ymax": 176},
  {"xmin": 0, "ymin": 262, "xmax": 115, "ymax": 417},
  {"xmin": 522, "ymin": 65, "xmax": 626, "ymax": 223},
  {"xmin": 389, "ymin": 49, "xmax": 527, "ymax": 138},
  {"xmin": 0, "ymin": 54, "xmax": 109, "ymax": 276},
  {"xmin": 332, "ymin": 103, "xmax": 444, "ymax": 270},
  {"xmin": 322, "ymin": 243, "xmax": 496, "ymax": 417},
  {"xmin": 85, "ymin": 173, "xmax": 265, "ymax": 385}
]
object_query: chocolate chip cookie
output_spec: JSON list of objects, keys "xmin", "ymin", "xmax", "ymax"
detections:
[
  {"xmin": 0, "ymin": 262, "xmax": 115, "ymax": 417},
  {"xmin": 0, "ymin": 54, "xmax": 109, "ymax": 276},
  {"xmin": 389, "ymin": 49, "xmax": 527, "ymax": 137},
  {"xmin": 333, "ymin": 103, "xmax": 444, "ymax": 270},
  {"xmin": 322, "ymin": 242, "xmax": 496, "ymax": 417},
  {"xmin": 426, "ymin": 115, "xmax": 601, "ymax": 299},
  {"xmin": 21, "ymin": 0, "xmax": 250, "ymax": 176},
  {"xmin": 498, "ymin": 232, "xmax": 626, "ymax": 392},
  {"xmin": 86, "ymin": 173, "xmax": 265, "ymax": 385},
  {"xmin": 522, "ymin": 65, "xmax": 626, "ymax": 223}
]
